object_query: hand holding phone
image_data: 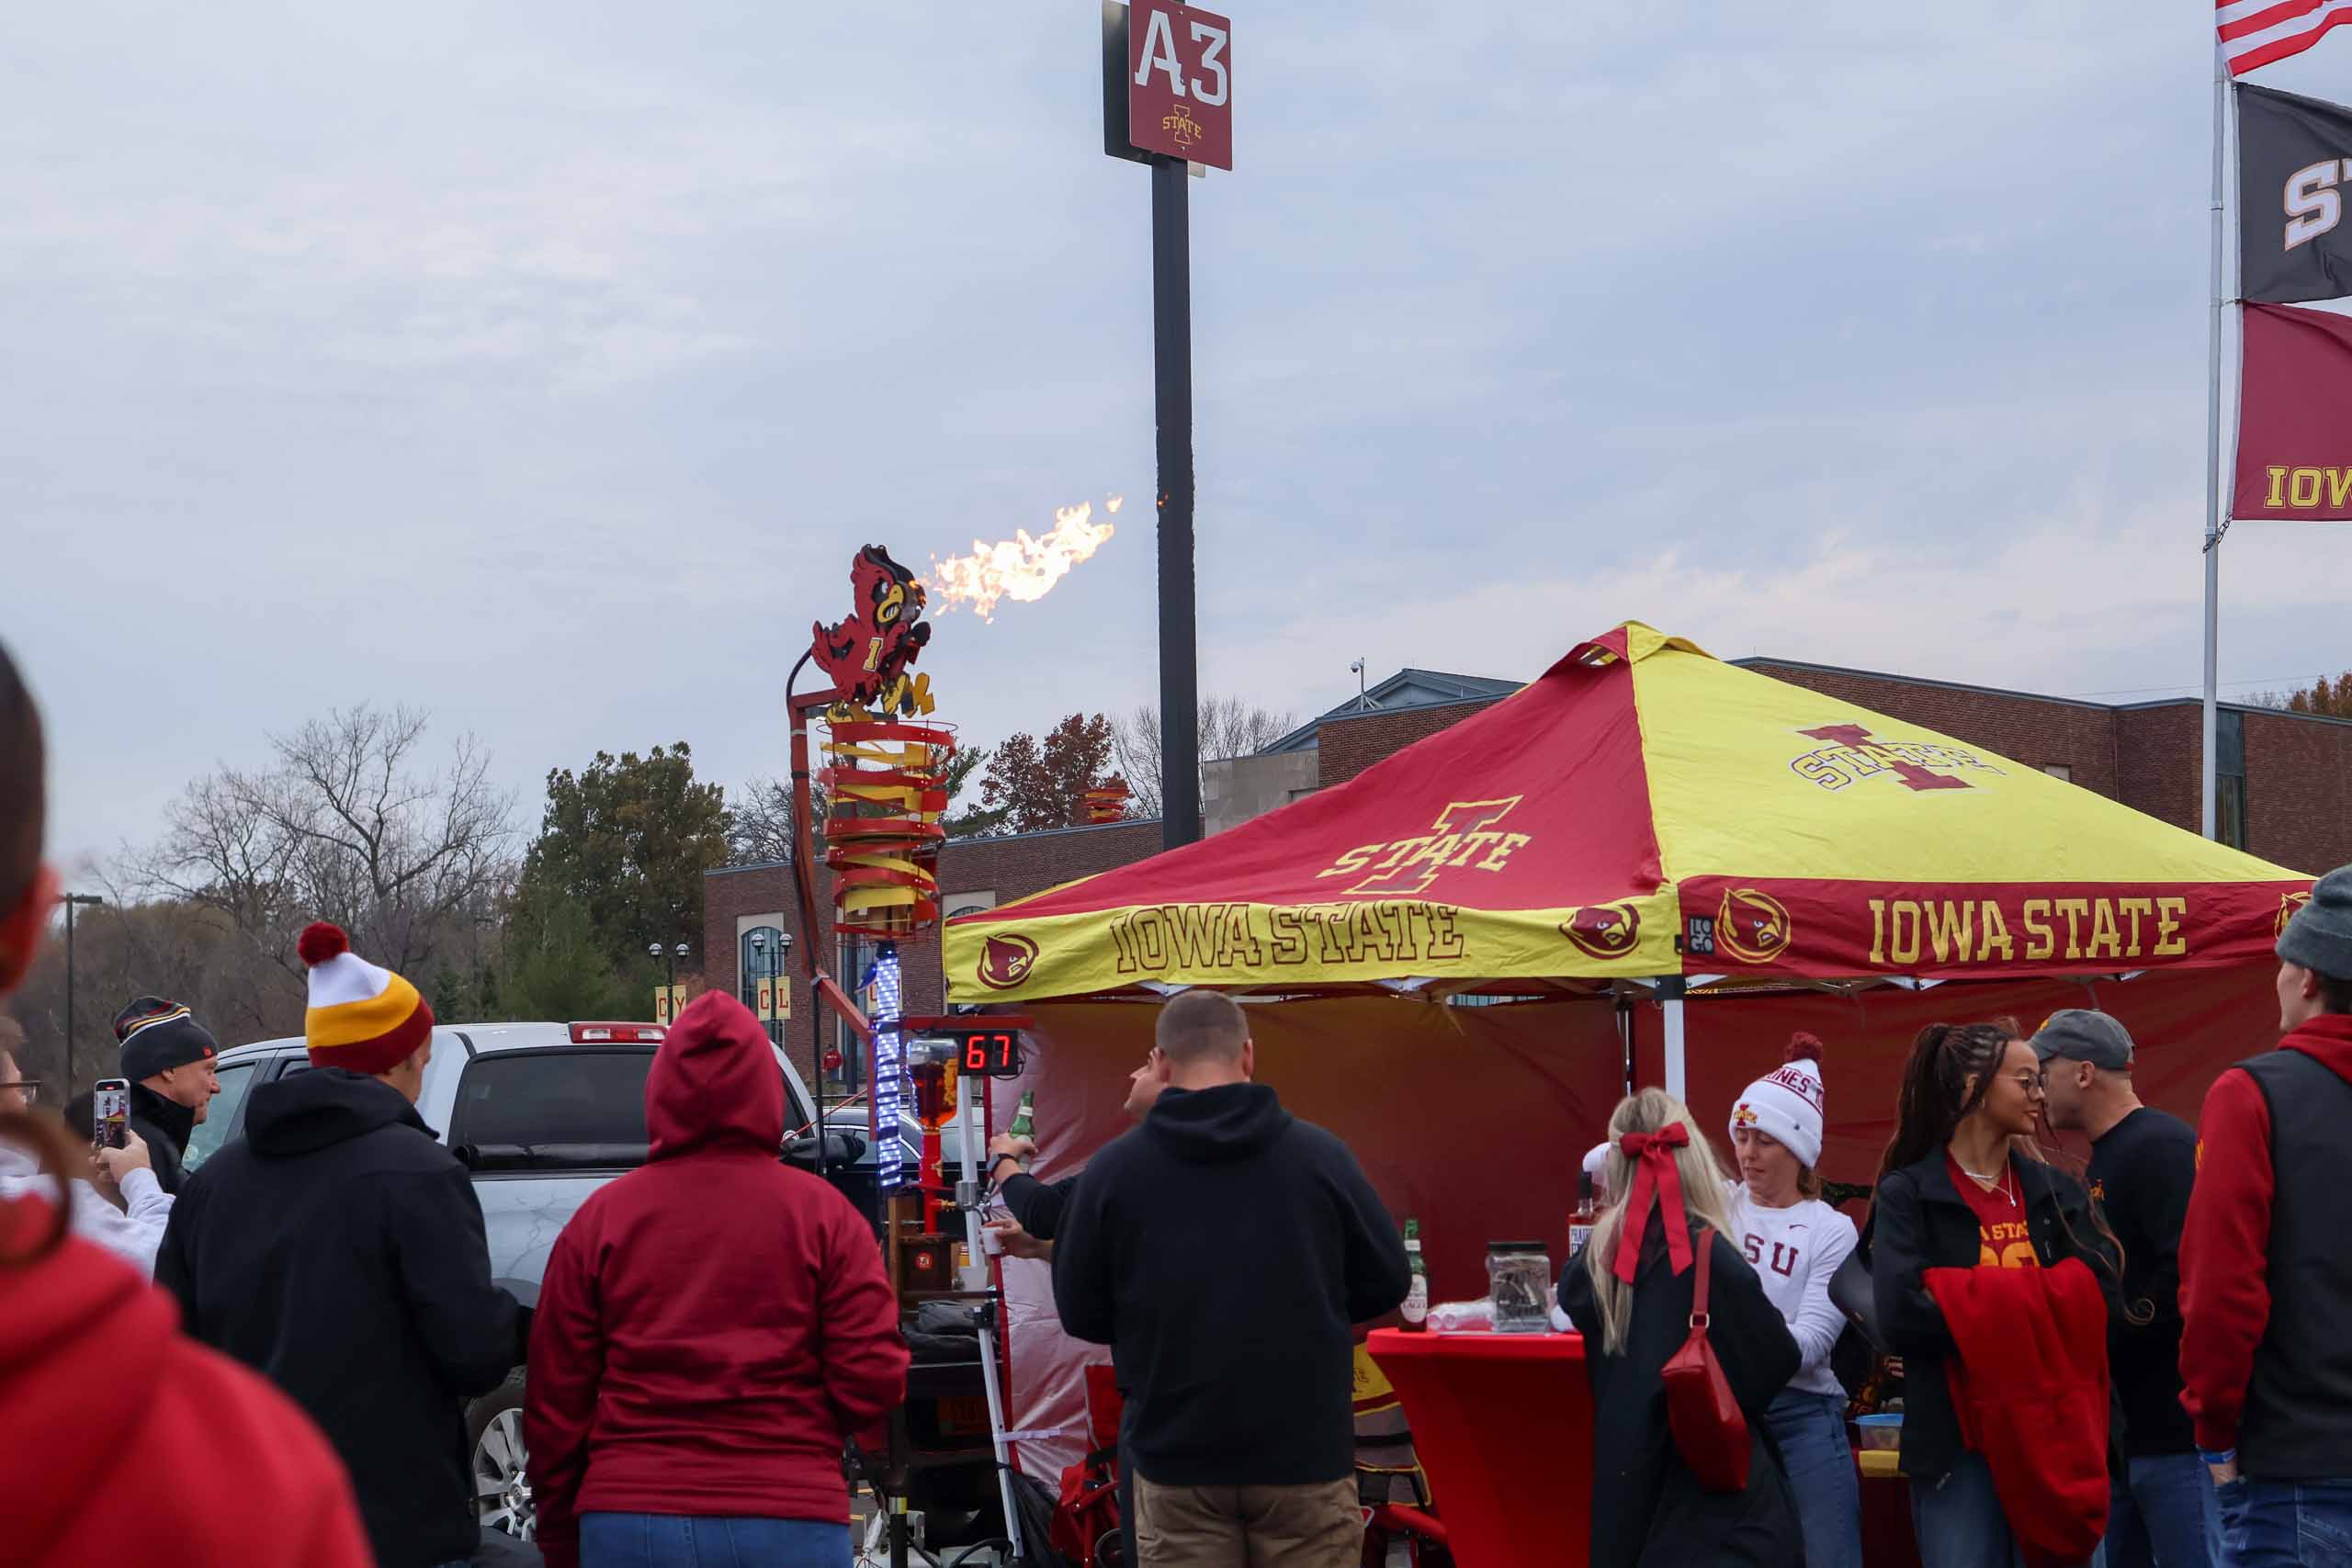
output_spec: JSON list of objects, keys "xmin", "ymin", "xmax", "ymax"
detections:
[{"xmin": 92, "ymin": 1078, "xmax": 130, "ymax": 1151}]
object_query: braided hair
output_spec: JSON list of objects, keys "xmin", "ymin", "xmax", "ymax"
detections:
[{"xmin": 1878, "ymin": 1021, "xmax": 2017, "ymax": 1181}]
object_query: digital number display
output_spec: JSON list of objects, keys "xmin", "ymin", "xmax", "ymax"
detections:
[{"xmin": 956, "ymin": 1030, "xmax": 1023, "ymax": 1078}]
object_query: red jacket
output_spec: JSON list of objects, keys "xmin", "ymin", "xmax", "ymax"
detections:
[
  {"xmin": 1924, "ymin": 1258, "xmax": 2110, "ymax": 1568},
  {"xmin": 0, "ymin": 1197, "xmax": 372, "ymax": 1567},
  {"xmin": 525, "ymin": 993, "xmax": 910, "ymax": 1568},
  {"xmin": 2179, "ymin": 1012, "xmax": 2352, "ymax": 1452}
]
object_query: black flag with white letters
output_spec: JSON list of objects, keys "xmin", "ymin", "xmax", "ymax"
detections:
[{"xmin": 2240, "ymin": 84, "xmax": 2352, "ymax": 304}]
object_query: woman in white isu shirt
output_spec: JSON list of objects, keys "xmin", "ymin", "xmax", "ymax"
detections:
[{"xmin": 1727, "ymin": 1033, "xmax": 1863, "ymax": 1568}]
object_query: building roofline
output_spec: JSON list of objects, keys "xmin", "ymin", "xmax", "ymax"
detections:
[
  {"xmin": 1318, "ymin": 692, "xmax": 1515, "ymax": 728},
  {"xmin": 1742, "ymin": 657, "xmax": 2352, "ymax": 730},
  {"xmin": 1260, "ymin": 669, "xmax": 1525, "ymax": 755},
  {"xmin": 1734, "ymin": 657, "xmax": 2116, "ymax": 713},
  {"xmin": 2116, "ymin": 695, "xmax": 2352, "ymax": 728}
]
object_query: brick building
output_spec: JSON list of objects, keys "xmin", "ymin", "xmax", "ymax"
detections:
[{"xmin": 707, "ymin": 658, "xmax": 2352, "ymax": 1089}]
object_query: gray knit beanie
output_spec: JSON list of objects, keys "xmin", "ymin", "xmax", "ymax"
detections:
[{"xmin": 2277, "ymin": 865, "xmax": 2352, "ymax": 980}]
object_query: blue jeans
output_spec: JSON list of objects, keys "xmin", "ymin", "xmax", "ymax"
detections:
[
  {"xmin": 2216, "ymin": 1477, "xmax": 2352, "ymax": 1568},
  {"xmin": 1764, "ymin": 1387, "xmax": 1863, "ymax": 1568},
  {"xmin": 1913, "ymin": 1452, "xmax": 2028, "ymax": 1568},
  {"xmin": 2108, "ymin": 1453, "xmax": 2220, "ymax": 1568},
  {"xmin": 580, "ymin": 1513, "xmax": 852, "ymax": 1568}
]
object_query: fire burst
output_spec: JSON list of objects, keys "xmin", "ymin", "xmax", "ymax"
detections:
[{"xmin": 923, "ymin": 496, "xmax": 1123, "ymax": 621}]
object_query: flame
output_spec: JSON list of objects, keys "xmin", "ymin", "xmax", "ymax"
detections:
[{"xmin": 923, "ymin": 498, "xmax": 1119, "ymax": 621}]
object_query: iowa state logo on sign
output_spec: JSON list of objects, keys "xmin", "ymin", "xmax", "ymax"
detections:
[{"xmin": 1128, "ymin": 0, "xmax": 1232, "ymax": 169}]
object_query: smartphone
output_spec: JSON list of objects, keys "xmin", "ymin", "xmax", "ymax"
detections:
[{"xmin": 92, "ymin": 1078, "xmax": 130, "ymax": 1151}]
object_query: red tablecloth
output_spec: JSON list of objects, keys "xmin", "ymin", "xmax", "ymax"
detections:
[{"xmin": 1366, "ymin": 1328, "xmax": 1594, "ymax": 1568}]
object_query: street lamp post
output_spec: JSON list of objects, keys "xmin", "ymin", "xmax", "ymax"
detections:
[
  {"xmin": 648, "ymin": 941, "xmax": 692, "ymax": 1023},
  {"xmin": 61, "ymin": 893, "xmax": 104, "ymax": 1102}
]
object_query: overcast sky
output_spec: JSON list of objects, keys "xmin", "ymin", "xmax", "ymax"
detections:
[{"xmin": 8, "ymin": 4, "xmax": 2350, "ymax": 870}]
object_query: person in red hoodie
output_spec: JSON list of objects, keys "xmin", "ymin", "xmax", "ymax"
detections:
[
  {"xmin": 525, "ymin": 989, "xmax": 910, "ymax": 1568},
  {"xmin": 0, "ymin": 638, "xmax": 372, "ymax": 1568},
  {"xmin": 2180, "ymin": 864, "xmax": 2352, "ymax": 1567}
]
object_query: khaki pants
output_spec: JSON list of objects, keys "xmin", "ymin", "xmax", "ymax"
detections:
[{"xmin": 1130, "ymin": 1473, "xmax": 1361, "ymax": 1568}]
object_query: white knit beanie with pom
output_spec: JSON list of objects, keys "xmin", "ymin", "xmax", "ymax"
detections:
[{"xmin": 1727, "ymin": 1032, "xmax": 1827, "ymax": 1170}]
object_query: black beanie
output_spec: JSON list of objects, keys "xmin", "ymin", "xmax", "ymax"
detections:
[{"xmin": 116, "ymin": 997, "xmax": 218, "ymax": 1082}]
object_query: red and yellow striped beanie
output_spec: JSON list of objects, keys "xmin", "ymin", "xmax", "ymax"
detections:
[{"xmin": 299, "ymin": 921, "xmax": 435, "ymax": 1074}]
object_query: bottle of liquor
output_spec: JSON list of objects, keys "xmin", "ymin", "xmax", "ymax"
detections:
[
  {"xmin": 1400, "ymin": 1217, "xmax": 1430, "ymax": 1329},
  {"xmin": 1007, "ymin": 1090, "xmax": 1036, "ymax": 1143},
  {"xmin": 1568, "ymin": 1170, "xmax": 1599, "ymax": 1258}
]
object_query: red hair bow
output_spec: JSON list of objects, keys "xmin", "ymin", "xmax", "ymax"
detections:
[{"xmin": 1611, "ymin": 1122, "xmax": 1696, "ymax": 1284}]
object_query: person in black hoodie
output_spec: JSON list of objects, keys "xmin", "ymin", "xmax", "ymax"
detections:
[
  {"xmin": 113, "ymin": 997, "xmax": 220, "ymax": 1194},
  {"xmin": 1560, "ymin": 1089, "xmax": 1804, "ymax": 1568},
  {"xmin": 1869, "ymin": 1020, "xmax": 2120, "ymax": 1568},
  {"xmin": 156, "ymin": 922, "xmax": 521, "ymax": 1568},
  {"xmin": 1051, "ymin": 989, "xmax": 1409, "ymax": 1568}
]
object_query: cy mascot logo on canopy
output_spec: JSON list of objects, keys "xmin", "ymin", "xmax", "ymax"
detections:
[
  {"xmin": 1561, "ymin": 901, "xmax": 1642, "ymax": 959},
  {"xmin": 1717, "ymin": 888, "xmax": 1792, "ymax": 964},
  {"xmin": 977, "ymin": 933, "xmax": 1039, "ymax": 990}
]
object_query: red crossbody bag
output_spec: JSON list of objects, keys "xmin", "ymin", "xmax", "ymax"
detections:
[{"xmin": 1661, "ymin": 1226, "xmax": 1750, "ymax": 1492}]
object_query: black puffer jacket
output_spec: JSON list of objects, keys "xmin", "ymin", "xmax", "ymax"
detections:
[
  {"xmin": 1869, "ymin": 1151, "xmax": 2120, "ymax": 1483},
  {"xmin": 156, "ymin": 1068, "xmax": 523, "ymax": 1568},
  {"xmin": 126, "ymin": 1082, "xmax": 193, "ymax": 1194},
  {"xmin": 1560, "ymin": 1216, "xmax": 1803, "ymax": 1568}
]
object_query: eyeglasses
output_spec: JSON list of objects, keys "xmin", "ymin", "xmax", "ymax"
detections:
[
  {"xmin": 2000, "ymin": 1069, "xmax": 2046, "ymax": 1093},
  {"xmin": 0, "ymin": 1077, "xmax": 40, "ymax": 1104}
]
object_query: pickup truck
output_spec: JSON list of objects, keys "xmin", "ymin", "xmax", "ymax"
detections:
[{"xmin": 190, "ymin": 1019, "xmax": 836, "ymax": 1540}]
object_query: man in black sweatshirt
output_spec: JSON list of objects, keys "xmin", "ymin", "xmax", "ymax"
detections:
[
  {"xmin": 2034, "ymin": 1009, "xmax": 2215, "ymax": 1568},
  {"xmin": 1052, "ymin": 990, "xmax": 1410, "ymax": 1568}
]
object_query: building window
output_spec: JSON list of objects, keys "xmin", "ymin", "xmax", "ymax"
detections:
[
  {"xmin": 944, "ymin": 890, "xmax": 998, "ymax": 922},
  {"xmin": 2042, "ymin": 764, "xmax": 2073, "ymax": 783},
  {"xmin": 2217, "ymin": 710, "xmax": 2248, "ymax": 850},
  {"xmin": 740, "ymin": 927, "xmax": 786, "ymax": 1046},
  {"xmin": 835, "ymin": 933, "xmax": 876, "ymax": 1095}
]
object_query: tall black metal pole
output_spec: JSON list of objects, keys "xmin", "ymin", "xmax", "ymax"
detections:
[
  {"xmin": 1152, "ymin": 155, "xmax": 1200, "ymax": 850},
  {"xmin": 63, "ymin": 899, "xmax": 77, "ymax": 1102}
]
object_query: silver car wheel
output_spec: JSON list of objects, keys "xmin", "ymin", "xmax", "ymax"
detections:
[{"xmin": 474, "ymin": 1407, "xmax": 535, "ymax": 1539}]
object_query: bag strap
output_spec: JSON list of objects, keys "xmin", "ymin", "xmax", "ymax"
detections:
[{"xmin": 1690, "ymin": 1225, "xmax": 1713, "ymax": 1327}]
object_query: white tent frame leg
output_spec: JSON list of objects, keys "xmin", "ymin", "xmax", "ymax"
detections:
[{"xmin": 1648, "ymin": 976, "xmax": 1693, "ymax": 1101}]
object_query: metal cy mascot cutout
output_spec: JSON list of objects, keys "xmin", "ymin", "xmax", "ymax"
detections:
[{"xmin": 811, "ymin": 545, "xmax": 933, "ymax": 714}]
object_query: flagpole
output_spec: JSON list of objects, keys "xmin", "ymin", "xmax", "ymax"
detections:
[{"xmin": 2200, "ymin": 41, "xmax": 2228, "ymax": 840}]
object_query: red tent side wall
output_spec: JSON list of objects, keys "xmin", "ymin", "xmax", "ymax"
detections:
[
  {"xmin": 1001, "ymin": 967, "xmax": 2275, "ymax": 1477},
  {"xmin": 998, "ymin": 997, "xmax": 1626, "ymax": 1476}
]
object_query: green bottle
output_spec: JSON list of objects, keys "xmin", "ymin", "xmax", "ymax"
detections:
[
  {"xmin": 1007, "ymin": 1090, "xmax": 1036, "ymax": 1143},
  {"xmin": 1402, "ymin": 1217, "xmax": 1430, "ymax": 1328}
]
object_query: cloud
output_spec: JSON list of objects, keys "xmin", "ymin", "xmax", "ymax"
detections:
[{"xmin": 7, "ymin": 1, "xmax": 2347, "ymax": 873}]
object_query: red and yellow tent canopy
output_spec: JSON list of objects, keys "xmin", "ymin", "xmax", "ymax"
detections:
[{"xmin": 944, "ymin": 624, "xmax": 2312, "ymax": 1003}]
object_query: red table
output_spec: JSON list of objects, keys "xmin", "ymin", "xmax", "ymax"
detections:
[{"xmin": 1366, "ymin": 1328, "xmax": 1594, "ymax": 1568}]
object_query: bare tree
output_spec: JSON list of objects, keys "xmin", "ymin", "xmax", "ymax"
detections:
[
  {"xmin": 1112, "ymin": 697, "xmax": 1300, "ymax": 818},
  {"xmin": 727, "ymin": 775, "xmax": 820, "ymax": 867},
  {"xmin": 130, "ymin": 704, "xmax": 517, "ymax": 980}
]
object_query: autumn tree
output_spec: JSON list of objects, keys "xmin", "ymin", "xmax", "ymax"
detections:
[
  {"xmin": 1112, "ymin": 696, "xmax": 1299, "ymax": 818},
  {"xmin": 977, "ymin": 715, "xmax": 1119, "ymax": 835},
  {"xmin": 511, "ymin": 744, "xmax": 729, "ymax": 980},
  {"xmin": 2281, "ymin": 672, "xmax": 2352, "ymax": 718}
]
